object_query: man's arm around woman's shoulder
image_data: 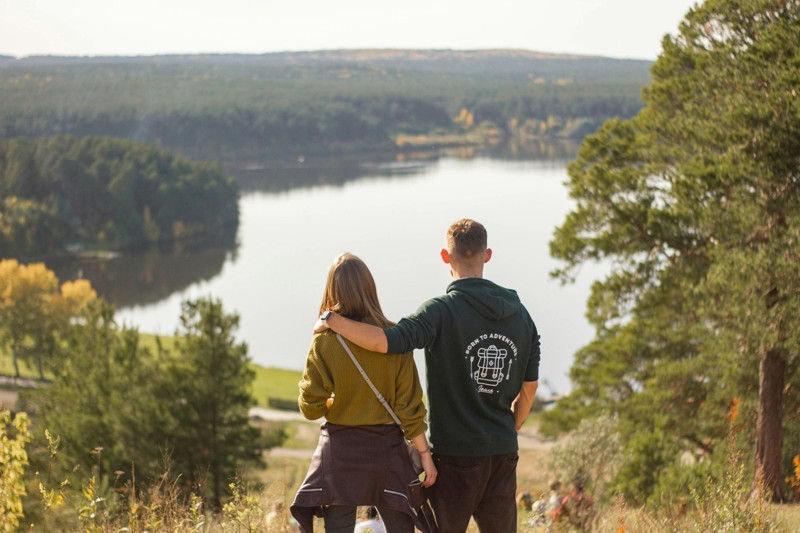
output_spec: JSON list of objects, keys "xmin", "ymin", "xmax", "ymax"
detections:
[{"xmin": 314, "ymin": 312, "xmax": 389, "ymax": 353}]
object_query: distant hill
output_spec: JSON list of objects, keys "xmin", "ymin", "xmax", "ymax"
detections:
[
  {"xmin": 0, "ymin": 49, "xmax": 653, "ymax": 158},
  {"xmin": 0, "ymin": 48, "xmax": 651, "ymax": 81}
]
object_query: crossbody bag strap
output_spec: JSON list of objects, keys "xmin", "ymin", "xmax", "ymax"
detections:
[{"xmin": 336, "ymin": 334, "xmax": 403, "ymax": 426}]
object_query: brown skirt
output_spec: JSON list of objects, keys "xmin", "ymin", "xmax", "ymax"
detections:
[{"xmin": 290, "ymin": 422, "xmax": 433, "ymax": 533}]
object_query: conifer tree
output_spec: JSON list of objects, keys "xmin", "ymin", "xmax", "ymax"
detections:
[
  {"xmin": 160, "ymin": 298, "xmax": 262, "ymax": 510},
  {"xmin": 547, "ymin": 0, "xmax": 799, "ymax": 502}
]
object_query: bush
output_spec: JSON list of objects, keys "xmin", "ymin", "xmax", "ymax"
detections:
[{"xmin": 548, "ymin": 413, "xmax": 623, "ymax": 508}]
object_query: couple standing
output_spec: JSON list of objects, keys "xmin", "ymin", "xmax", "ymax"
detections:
[{"xmin": 291, "ymin": 219, "xmax": 541, "ymax": 533}]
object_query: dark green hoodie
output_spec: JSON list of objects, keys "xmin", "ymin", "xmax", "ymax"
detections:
[{"xmin": 384, "ymin": 277, "xmax": 540, "ymax": 457}]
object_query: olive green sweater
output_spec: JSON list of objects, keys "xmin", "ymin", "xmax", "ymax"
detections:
[{"xmin": 298, "ymin": 332, "xmax": 427, "ymax": 439}]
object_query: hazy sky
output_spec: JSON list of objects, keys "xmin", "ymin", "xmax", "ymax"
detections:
[{"xmin": 2, "ymin": 0, "xmax": 699, "ymax": 60}]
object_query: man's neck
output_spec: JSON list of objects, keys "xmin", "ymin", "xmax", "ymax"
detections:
[{"xmin": 450, "ymin": 268, "xmax": 484, "ymax": 280}]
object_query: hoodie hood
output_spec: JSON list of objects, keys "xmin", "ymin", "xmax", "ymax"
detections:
[{"xmin": 446, "ymin": 277, "xmax": 521, "ymax": 321}]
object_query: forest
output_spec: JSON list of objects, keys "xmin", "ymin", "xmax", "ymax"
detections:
[
  {"xmin": 0, "ymin": 50, "xmax": 651, "ymax": 159},
  {"xmin": 0, "ymin": 136, "xmax": 239, "ymax": 257},
  {"xmin": 2, "ymin": 3, "xmax": 800, "ymax": 530},
  {"xmin": 0, "ymin": 50, "xmax": 647, "ymax": 256},
  {"xmin": 0, "ymin": 259, "xmax": 282, "ymax": 529}
]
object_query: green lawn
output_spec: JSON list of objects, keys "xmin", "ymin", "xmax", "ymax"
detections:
[
  {"xmin": 0, "ymin": 354, "xmax": 39, "ymax": 378},
  {"xmin": 140, "ymin": 333, "xmax": 302, "ymax": 407},
  {"xmin": 139, "ymin": 333, "xmax": 302, "ymax": 406},
  {"xmin": 250, "ymin": 364, "xmax": 302, "ymax": 406}
]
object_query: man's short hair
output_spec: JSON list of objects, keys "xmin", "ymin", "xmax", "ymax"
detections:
[{"xmin": 446, "ymin": 219, "xmax": 487, "ymax": 259}]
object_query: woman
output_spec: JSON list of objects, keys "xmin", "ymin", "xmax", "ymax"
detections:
[{"xmin": 291, "ymin": 253, "xmax": 437, "ymax": 533}]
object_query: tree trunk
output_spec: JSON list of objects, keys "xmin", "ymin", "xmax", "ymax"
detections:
[
  {"xmin": 212, "ymin": 416, "xmax": 222, "ymax": 511},
  {"xmin": 755, "ymin": 347, "xmax": 785, "ymax": 502},
  {"xmin": 11, "ymin": 345, "xmax": 20, "ymax": 377},
  {"xmin": 37, "ymin": 348, "xmax": 44, "ymax": 381},
  {"xmin": 212, "ymin": 465, "xmax": 222, "ymax": 512}
]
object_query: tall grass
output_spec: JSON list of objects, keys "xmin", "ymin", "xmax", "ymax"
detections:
[
  {"xmin": 519, "ymin": 413, "xmax": 797, "ymax": 533},
  {"xmin": 5, "ymin": 405, "xmax": 800, "ymax": 532},
  {"xmin": 4, "ymin": 407, "xmax": 297, "ymax": 532}
]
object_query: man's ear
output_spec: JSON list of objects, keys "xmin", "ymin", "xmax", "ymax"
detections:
[
  {"xmin": 484, "ymin": 248, "xmax": 492, "ymax": 263},
  {"xmin": 440, "ymin": 248, "xmax": 451, "ymax": 264}
]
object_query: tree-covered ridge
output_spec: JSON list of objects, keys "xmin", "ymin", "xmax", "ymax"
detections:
[
  {"xmin": 0, "ymin": 48, "xmax": 652, "ymax": 81},
  {"xmin": 0, "ymin": 50, "xmax": 651, "ymax": 158},
  {"xmin": 0, "ymin": 136, "xmax": 238, "ymax": 257}
]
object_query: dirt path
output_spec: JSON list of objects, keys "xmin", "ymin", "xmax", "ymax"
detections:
[
  {"xmin": 256, "ymin": 407, "xmax": 555, "ymax": 458},
  {"xmin": 517, "ymin": 425, "xmax": 556, "ymax": 451},
  {"xmin": 0, "ymin": 389, "xmax": 18, "ymax": 411},
  {"xmin": 250, "ymin": 406, "xmax": 307, "ymax": 422}
]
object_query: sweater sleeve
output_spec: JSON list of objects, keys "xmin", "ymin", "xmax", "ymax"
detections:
[
  {"xmin": 298, "ymin": 336, "xmax": 334, "ymax": 420},
  {"xmin": 390, "ymin": 352, "xmax": 427, "ymax": 438}
]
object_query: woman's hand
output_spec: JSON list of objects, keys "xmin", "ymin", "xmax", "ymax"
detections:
[
  {"xmin": 411, "ymin": 433, "xmax": 437, "ymax": 487},
  {"xmin": 420, "ymin": 451, "xmax": 437, "ymax": 487}
]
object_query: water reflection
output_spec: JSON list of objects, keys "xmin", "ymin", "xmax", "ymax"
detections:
[
  {"xmin": 448, "ymin": 139, "xmax": 579, "ymax": 162},
  {"xmin": 99, "ymin": 143, "xmax": 595, "ymax": 393},
  {"xmin": 230, "ymin": 140, "xmax": 578, "ymax": 195},
  {"xmin": 231, "ymin": 152, "xmax": 438, "ymax": 194},
  {"xmin": 49, "ymin": 141, "xmax": 579, "ymax": 311},
  {"xmin": 48, "ymin": 235, "xmax": 238, "ymax": 309}
]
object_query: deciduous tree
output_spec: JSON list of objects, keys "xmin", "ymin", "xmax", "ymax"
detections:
[
  {"xmin": 30, "ymin": 303, "xmax": 168, "ymax": 488},
  {"xmin": 0, "ymin": 259, "xmax": 96, "ymax": 379}
]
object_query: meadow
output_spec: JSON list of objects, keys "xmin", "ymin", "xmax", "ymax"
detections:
[
  {"xmin": 3, "ymin": 348, "xmax": 800, "ymax": 531},
  {"xmin": 243, "ymin": 365, "xmax": 800, "ymax": 532}
]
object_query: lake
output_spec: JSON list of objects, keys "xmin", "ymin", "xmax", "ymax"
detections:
[{"xmin": 50, "ymin": 144, "xmax": 600, "ymax": 396}]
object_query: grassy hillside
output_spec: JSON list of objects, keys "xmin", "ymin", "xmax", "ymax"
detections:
[
  {"xmin": 0, "ymin": 356, "xmax": 37, "ymax": 378},
  {"xmin": 250, "ymin": 365, "xmax": 302, "ymax": 406},
  {"xmin": 1, "ymin": 333, "xmax": 301, "ymax": 408},
  {"xmin": 139, "ymin": 333, "xmax": 302, "ymax": 406}
]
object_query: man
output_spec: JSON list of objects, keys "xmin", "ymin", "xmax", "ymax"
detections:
[{"xmin": 316, "ymin": 219, "xmax": 540, "ymax": 532}]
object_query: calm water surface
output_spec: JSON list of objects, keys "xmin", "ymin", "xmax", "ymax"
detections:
[{"xmin": 57, "ymin": 149, "xmax": 601, "ymax": 395}]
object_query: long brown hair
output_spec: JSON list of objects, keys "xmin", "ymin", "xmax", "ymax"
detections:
[{"xmin": 318, "ymin": 253, "xmax": 393, "ymax": 328}]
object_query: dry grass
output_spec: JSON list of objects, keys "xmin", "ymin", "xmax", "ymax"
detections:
[
  {"xmin": 516, "ymin": 447, "xmax": 555, "ymax": 499},
  {"xmin": 7, "ymin": 392, "xmax": 799, "ymax": 532},
  {"xmin": 772, "ymin": 503, "xmax": 800, "ymax": 530},
  {"xmin": 257, "ymin": 454, "xmax": 312, "ymax": 506},
  {"xmin": 258, "ymin": 425, "xmax": 555, "ymax": 533}
]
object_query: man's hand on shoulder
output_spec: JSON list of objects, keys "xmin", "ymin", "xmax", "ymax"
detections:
[
  {"xmin": 313, "ymin": 319, "xmax": 329, "ymax": 334},
  {"xmin": 313, "ymin": 310, "xmax": 334, "ymax": 334},
  {"xmin": 312, "ymin": 311, "xmax": 389, "ymax": 353}
]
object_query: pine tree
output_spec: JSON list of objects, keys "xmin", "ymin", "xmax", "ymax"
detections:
[
  {"xmin": 160, "ymin": 298, "xmax": 262, "ymax": 510},
  {"xmin": 548, "ymin": 0, "xmax": 799, "ymax": 502}
]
